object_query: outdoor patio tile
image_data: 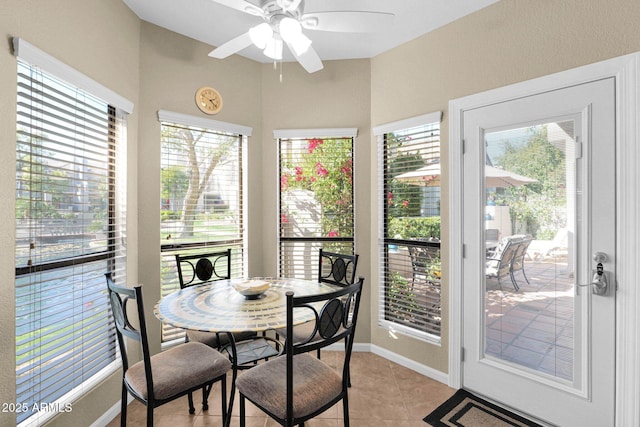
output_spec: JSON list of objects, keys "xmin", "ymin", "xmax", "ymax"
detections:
[
  {"xmin": 520, "ymin": 326, "xmax": 556, "ymax": 343},
  {"xmin": 512, "ymin": 336, "xmax": 555, "ymax": 355},
  {"xmin": 486, "ymin": 328, "xmax": 517, "ymax": 344},
  {"xmin": 538, "ymin": 356, "xmax": 573, "ymax": 380},
  {"xmin": 501, "ymin": 346, "xmax": 546, "ymax": 367},
  {"xmin": 526, "ymin": 321, "xmax": 562, "ymax": 333},
  {"xmin": 482, "ymin": 259, "xmax": 576, "ymax": 376}
]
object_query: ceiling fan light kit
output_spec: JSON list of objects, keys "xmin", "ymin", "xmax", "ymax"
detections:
[
  {"xmin": 280, "ymin": 17, "xmax": 310, "ymax": 54},
  {"xmin": 209, "ymin": 0, "xmax": 394, "ymax": 74},
  {"xmin": 249, "ymin": 22, "xmax": 273, "ymax": 49},
  {"xmin": 263, "ymin": 36, "xmax": 283, "ymax": 60}
]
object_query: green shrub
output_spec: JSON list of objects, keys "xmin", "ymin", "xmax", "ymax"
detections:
[
  {"xmin": 389, "ymin": 216, "xmax": 441, "ymax": 240},
  {"xmin": 161, "ymin": 210, "xmax": 180, "ymax": 221}
]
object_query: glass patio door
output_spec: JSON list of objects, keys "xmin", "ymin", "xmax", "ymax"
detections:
[{"xmin": 461, "ymin": 78, "xmax": 616, "ymax": 426}]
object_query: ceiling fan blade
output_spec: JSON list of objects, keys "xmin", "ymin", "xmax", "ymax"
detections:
[
  {"xmin": 300, "ymin": 11, "xmax": 394, "ymax": 33},
  {"xmin": 287, "ymin": 42, "xmax": 323, "ymax": 73},
  {"xmin": 208, "ymin": 31, "xmax": 254, "ymax": 59},
  {"xmin": 211, "ymin": 0, "xmax": 263, "ymax": 16}
]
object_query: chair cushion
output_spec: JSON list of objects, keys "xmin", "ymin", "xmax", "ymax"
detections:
[
  {"xmin": 125, "ymin": 342, "xmax": 231, "ymax": 401},
  {"xmin": 236, "ymin": 353, "xmax": 342, "ymax": 419}
]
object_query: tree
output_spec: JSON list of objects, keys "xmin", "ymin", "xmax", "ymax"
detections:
[
  {"xmin": 493, "ymin": 125, "xmax": 566, "ymax": 237},
  {"xmin": 497, "ymin": 126, "xmax": 565, "ymax": 195},
  {"xmin": 16, "ymin": 135, "xmax": 72, "ymax": 219},
  {"xmin": 161, "ymin": 165, "xmax": 189, "ymax": 212},
  {"xmin": 161, "ymin": 126, "xmax": 237, "ymax": 238},
  {"xmin": 386, "ymin": 132, "xmax": 426, "ymax": 219}
]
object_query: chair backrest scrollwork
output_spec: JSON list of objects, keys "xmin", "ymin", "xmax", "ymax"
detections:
[
  {"xmin": 175, "ymin": 249, "xmax": 232, "ymax": 289},
  {"xmin": 318, "ymin": 249, "xmax": 359, "ymax": 286}
]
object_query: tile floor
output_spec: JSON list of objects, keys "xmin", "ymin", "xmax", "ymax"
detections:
[
  {"xmin": 105, "ymin": 351, "xmax": 455, "ymax": 427},
  {"xmin": 485, "ymin": 257, "xmax": 575, "ymax": 381}
]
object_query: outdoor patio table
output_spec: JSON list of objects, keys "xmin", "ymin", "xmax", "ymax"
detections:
[{"xmin": 154, "ymin": 277, "xmax": 340, "ymax": 333}]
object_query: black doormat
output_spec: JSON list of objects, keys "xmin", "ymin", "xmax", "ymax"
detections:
[{"xmin": 424, "ymin": 389, "xmax": 543, "ymax": 427}]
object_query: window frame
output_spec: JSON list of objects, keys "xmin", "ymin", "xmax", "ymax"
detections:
[
  {"xmin": 374, "ymin": 112, "xmax": 443, "ymax": 344},
  {"xmin": 14, "ymin": 39, "xmax": 131, "ymax": 427},
  {"xmin": 158, "ymin": 111, "xmax": 251, "ymax": 344},
  {"xmin": 275, "ymin": 128, "xmax": 357, "ymax": 279}
]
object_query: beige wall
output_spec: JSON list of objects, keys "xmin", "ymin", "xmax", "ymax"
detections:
[
  {"xmin": 136, "ymin": 21, "xmax": 263, "ymax": 354},
  {"xmin": 370, "ymin": 0, "xmax": 640, "ymax": 372},
  {"xmin": 0, "ymin": 1, "xmax": 141, "ymax": 426},
  {"xmin": 2, "ymin": 0, "xmax": 640, "ymax": 425},
  {"xmin": 259, "ymin": 59, "xmax": 373, "ymax": 342}
]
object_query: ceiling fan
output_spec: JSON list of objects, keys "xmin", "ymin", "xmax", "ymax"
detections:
[{"xmin": 208, "ymin": 0, "xmax": 394, "ymax": 73}]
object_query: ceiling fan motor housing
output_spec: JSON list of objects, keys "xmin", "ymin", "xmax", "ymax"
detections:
[{"xmin": 262, "ymin": 0, "xmax": 304, "ymax": 21}]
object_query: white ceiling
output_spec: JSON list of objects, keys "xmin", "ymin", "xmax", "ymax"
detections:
[{"xmin": 122, "ymin": 0, "xmax": 498, "ymax": 64}]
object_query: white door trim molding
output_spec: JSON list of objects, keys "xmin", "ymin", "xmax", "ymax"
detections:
[{"xmin": 448, "ymin": 52, "xmax": 640, "ymax": 427}]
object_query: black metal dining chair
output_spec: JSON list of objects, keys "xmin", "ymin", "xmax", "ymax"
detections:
[
  {"xmin": 174, "ymin": 249, "xmax": 258, "ymax": 349},
  {"xmin": 105, "ymin": 273, "xmax": 232, "ymax": 427},
  {"xmin": 174, "ymin": 249, "xmax": 281, "ymax": 425},
  {"xmin": 175, "ymin": 249, "xmax": 281, "ymax": 358},
  {"xmin": 276, "ymin": 249, "xmax": 359, "ymax": 358},
  {"xmin": 318, "ymin": 249, "xmax": 359, "ymax": 286},
  {"xmin": 236, "ymin": 277, "xmax": 364, "ymax": 427}
]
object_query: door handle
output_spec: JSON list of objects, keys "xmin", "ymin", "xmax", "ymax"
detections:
[
  {"xmin": 591, "ymin": 262, "xmax": 608, "ymax": 295},
  {"xmin": 576, "ymin": 252, "xmax": 609, "ymax": 296}
]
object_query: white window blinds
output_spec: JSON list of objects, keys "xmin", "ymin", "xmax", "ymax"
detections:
[
  {"xmin": 15, "ymin": 59, "xmax": 128, "ymax": 425},
  {"xmin": 159, "ymin": 118, "xmax": 246, "ymax": 343},
  {"xmin": 376, "ymin": 114, "xmax": 442, "ymax": 342},
  {"xmin": 278, "ymin": 132, "xmax": 356, "ymax": 279}
]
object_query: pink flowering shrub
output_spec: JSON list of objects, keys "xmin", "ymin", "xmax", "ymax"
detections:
[{"xmin": 280, "ymin": 138, "xmax": 353, "ymax": 237}]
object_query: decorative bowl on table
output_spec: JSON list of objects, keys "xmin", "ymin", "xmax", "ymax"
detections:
[{"xmin": 233, "ymin": 279, "xmax": 271, "ymax": 299}]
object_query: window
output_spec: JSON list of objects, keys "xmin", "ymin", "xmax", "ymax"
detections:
[
  {"xmin": 14, "ymin": 42, "xmax": 129, "ymax": 425},
  {"xmin": 159, "ymin": 111, "xmax": 249, "ymax": 343},
  {"xmin": 277, "ymin": 129, "xmax": 357, "ymax": 278},
  {"xmin": 375, "ymin": 113, "xmax": 442, "ymax": 342}
]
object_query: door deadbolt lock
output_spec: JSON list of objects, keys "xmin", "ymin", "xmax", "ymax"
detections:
[
  {"xmin": 576, "ymin": 255, "xmax": 610, "ymax": 296},
  {"xmin": 591, "ymin": 262, "xmax": 608, "ymax": 295}
]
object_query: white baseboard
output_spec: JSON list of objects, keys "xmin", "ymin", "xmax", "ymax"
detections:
[
  {"xmin": 325, "ymin": 342, "xmax": 449, "ymax": 385},
  {"xmin": 91, "ymin": 396, "xmax": 132, "ymax": 427},
  {"xmin": 369, "ymin": 344, "xmax": 449, "ymax": 385}
]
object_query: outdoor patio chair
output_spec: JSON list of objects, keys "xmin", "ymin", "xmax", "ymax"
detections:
[
  {"xmin": 486, "ymin": 237, "xmax": 520, "ymax": 291},
  {"xmin": 105, "ymin": 273, "xmax": 232, "ymax": 427},
  {"xmin": 408, "ymin": 242, "xmax": 440, "ymax": 289},
  {"xmin": 510, "ymin": 235, "xmax": 533, "ymax": 290},
  {"xmin": 407, "ymin": 241, "xmax": 442, "ymax": 332},
  {"xmin": 236, "ymin": 277, "xmax": 364, "ymax": 427},
  {"xmin": 526, "ymin": 228, "xmax": 569, "ymax": 261}
]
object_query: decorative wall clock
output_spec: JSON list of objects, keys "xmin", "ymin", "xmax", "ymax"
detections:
[{"xmin": 195, "ymin": 86, "xmax": 223, "ymax": 115}]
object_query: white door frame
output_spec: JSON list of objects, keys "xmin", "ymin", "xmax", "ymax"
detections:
[{"xmin": 449, "ymin": 52, "xmax": 640, "ymax": 426}]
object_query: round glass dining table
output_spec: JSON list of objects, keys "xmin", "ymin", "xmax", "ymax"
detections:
[{"xmin": 154, "ymin": 277, "xmax": 340, "ymax": 333}]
